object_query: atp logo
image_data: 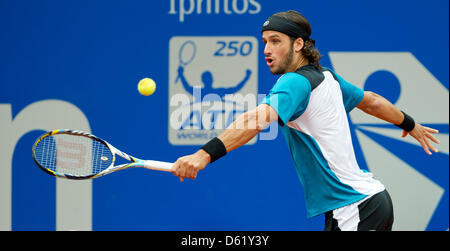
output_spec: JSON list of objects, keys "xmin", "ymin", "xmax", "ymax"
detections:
[
  {"xmin": 330, "ymin": 52, "xmax": 449, "ymax": 230},
  {"xmin": 168, "ymin": 36, "xmax": 259, "ymax": 145}
]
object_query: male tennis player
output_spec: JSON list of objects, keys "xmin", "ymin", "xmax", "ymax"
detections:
[{"xmin": 172, "ymin": 10, "xmax": 440, "ymax": 231}]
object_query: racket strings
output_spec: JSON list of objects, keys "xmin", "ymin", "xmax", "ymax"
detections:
[{"xmin": 34, "ymin": 134, "xmax": 113, "ymax": 177}]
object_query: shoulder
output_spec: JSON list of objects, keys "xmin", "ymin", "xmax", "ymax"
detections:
[
  {"xmin": 278, "ymin": 72, "xmax": 309, "ymax": 82},
  {"xmin": 295, "ymin": 65, "xmax": 325, "ymax": 90},
  {"xmin": 273, "ymin": 72, "xmax": 310, "ymax": 91}
]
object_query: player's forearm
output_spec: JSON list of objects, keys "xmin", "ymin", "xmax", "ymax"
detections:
[
  {"xmin": 218, "ymin": 109, "xmax": 261, "ymax": 152},
  {"xmin": 199, "ymin": 104, "xmax": 276, "ymax": 163},
  {"xmin": 357, "ymin": 91, "xmax": 404, "ymax": 125}
]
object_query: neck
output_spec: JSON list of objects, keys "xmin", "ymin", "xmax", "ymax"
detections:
[
  {"xmin": 287, "ymin": 55, "xmax": 309, "ymax": 73},
  {"xmin": 295, "ymin": 56, "xmax": 309, "ymax": 69}
]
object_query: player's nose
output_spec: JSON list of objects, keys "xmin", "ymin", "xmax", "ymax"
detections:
[{"xmin": 264, "ymin": 43, "xmax": 271, "ymax": 56}]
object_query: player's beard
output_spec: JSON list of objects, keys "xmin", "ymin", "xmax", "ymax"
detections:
[{"xmin": 271, "ymin": 45, "xmax": 294, "ymax": 75}]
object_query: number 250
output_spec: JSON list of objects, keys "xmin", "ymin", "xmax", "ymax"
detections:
[{"xmin": 214, "ymin": 41, "xmax": 253, "ymax": 57}]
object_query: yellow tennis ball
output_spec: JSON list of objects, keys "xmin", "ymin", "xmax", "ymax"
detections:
[{"xmin": 138, "ymin": 78, "xmax": 156, "ymax": 96}]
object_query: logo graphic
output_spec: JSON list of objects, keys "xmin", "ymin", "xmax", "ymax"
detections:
[
  {"xmin": 169, "ymin": 36, "xmax": 258, "ymax": 145},
  {"xmin": 330, "ymin": 52, "xmax": 449, "ymax": 230}
]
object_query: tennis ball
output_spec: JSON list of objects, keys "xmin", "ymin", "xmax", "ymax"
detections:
[{"xmin": 138, "ymin": 78, "xmax": 156, "ymax": 96}]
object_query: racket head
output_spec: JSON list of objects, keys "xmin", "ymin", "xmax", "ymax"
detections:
[
  {"xmin": 179, "ymin": 40, "xmax": 196, "ymax": 66},
  {"xmin": 32, "ymin": 129, "xmax": 115, "ymax": 179}
]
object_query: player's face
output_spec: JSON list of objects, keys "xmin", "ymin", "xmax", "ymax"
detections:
[{"xmin": 262, "ymin": 31, "xmax": 294, "ymax": 75}]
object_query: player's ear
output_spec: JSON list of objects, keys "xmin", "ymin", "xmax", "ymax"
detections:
[{"xmin": 294, "ymin": 38, "xmax": 304, "ymax": 53}]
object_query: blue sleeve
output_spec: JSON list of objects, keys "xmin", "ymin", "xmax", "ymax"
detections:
[
  {"xmin": 326, "ymin": 68, "xmax": 364, "ymax": 113},
  {"xmin": 261, "ymin": 73, "xmax": 311, "ymax": 125}
]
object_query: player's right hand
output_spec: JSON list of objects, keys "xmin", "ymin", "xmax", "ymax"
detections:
[{"xmin": 172, "ymin": 150, "xmax": 211, "ymax": 182}]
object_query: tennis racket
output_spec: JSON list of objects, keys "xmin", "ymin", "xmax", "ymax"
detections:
[{"xmin": 32, "ymin": 129, "xmax": 173, "ymax": 180}]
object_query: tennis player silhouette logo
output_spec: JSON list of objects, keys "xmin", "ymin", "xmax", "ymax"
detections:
[{"xmin": 175, "ymin": 40, "xmax": 252, "ymax": 99}]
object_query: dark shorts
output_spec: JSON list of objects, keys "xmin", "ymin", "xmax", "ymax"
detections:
[{"xmin": 324, "ymin": 190, "xmax": 394, "ymax": 231}]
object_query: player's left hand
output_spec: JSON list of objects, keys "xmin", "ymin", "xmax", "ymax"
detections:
[
  {"xmin": 172, "ymin": 150, "xmax": 211, "ymax": 182},
  {"xmin": 402, "ymin": 123, "xmax": 440, "ymax": 155}
]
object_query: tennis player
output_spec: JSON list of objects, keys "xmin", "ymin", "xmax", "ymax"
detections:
[{"xmin": 172, "ymin": 10, "xmax": 440, "ymax": 231}]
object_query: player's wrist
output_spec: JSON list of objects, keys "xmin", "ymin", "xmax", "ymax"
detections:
[
  {"xmin": 200, "ymin": 137, "xmax": 227, "ymax": 163},
  {"xmin": 395, "ymin": 111, "xmax": 415, "ymax": 132},
  {"xmin": 197, "ymin": 149, "xmax": 212, "ymax": 164}
]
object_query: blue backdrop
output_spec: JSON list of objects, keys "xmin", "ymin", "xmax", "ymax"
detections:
[{"xmin": 0, "ymin": 0, "xmax": 448, "ymax": 231}]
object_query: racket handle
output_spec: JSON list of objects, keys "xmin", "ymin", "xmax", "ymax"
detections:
[{"xmin": 143, "ymin": 160, "xmax": 174, "ymax": 172}]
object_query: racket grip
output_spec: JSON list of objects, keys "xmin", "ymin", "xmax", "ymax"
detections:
[{"xmin": 143, "ymin": 160, "xmax": 174, "ymax": 172}]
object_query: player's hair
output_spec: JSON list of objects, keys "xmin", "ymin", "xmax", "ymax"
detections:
[{"xmin": 273, "ymin": 10, "xmax": 322, "ymax": 68}]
